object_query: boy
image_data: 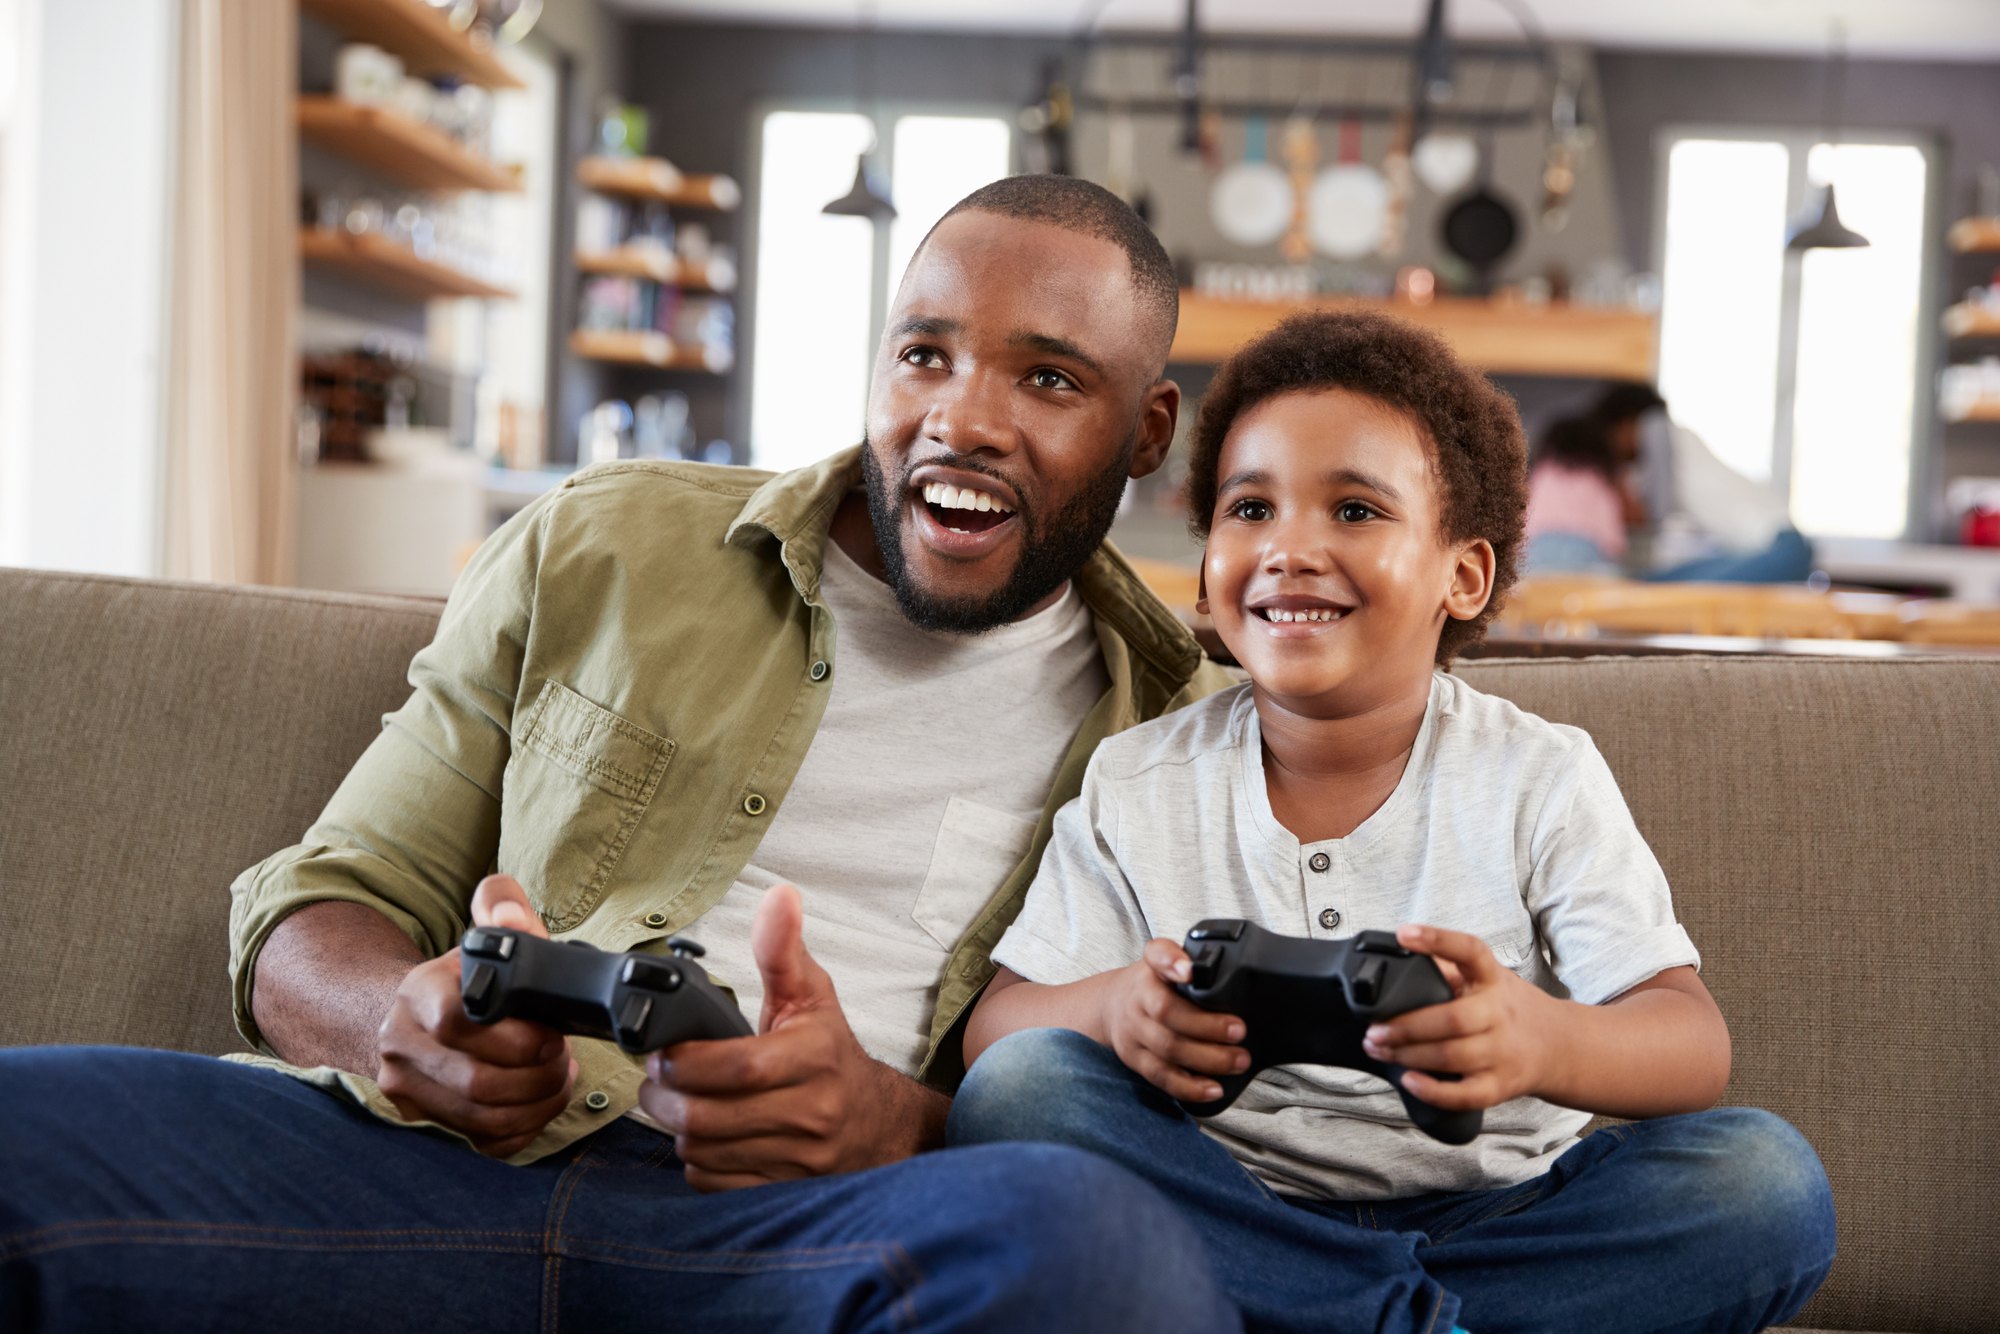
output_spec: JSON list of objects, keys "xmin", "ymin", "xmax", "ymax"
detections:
[{"xmin": 948, "ymin": 312, "xmax": 1834, "ymax": 1334}]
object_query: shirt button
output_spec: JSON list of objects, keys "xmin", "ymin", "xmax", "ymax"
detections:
[
  {"xmin": 743, "ymin": 793, "xmax": 768, "ymax": 816},
  {"xmin": 643, "ymin": 911, "xmax": 668, "ymax": 929},
  {"xmin": 1308, "ymin": 852, "xmax": 1331, "ymax": 873},
  {"xmin": 810, "ymin": 660, "xmax": 829, "ymax": 682},
  {"xmin": 1319, "ymin": 907, "xmax": 1342, "ymax": 930},
  {"xmin": 584, "ymin": 1091, "xmax": 611, "ymax": 1112}
]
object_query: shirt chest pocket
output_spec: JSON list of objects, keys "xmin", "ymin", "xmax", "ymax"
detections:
[
  {"xmin": 911, "ymin": 797, "xmax": 1038, "ymax": 951},
  {"xmin": 500, "ymin": 680, "xmax": 675, "ymax": 931}
]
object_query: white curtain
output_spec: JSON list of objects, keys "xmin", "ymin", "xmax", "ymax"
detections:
[{"xmin": 162, "ymin": 0, "xmax": 297, "ymax": 584}]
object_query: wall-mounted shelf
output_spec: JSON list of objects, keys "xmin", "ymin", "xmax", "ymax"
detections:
[
  {"xmin": 1945, "ymin": 398, "xmax": 2000, "ymax": 424},
  {"xmin": 299, "ymin": 97, "xmax": 521, "ymax": 194},
  {"xmin": 1947, "ymin": 218, "xmax": 2000, "ymax": 255},
  {"xmin": 577, "ymin": 156, "xmax": 740, "ymax": 211},
  {"xmin": 300, "ymin": 0, "xmax": 525, "ymax": 89},
  {"xmin": 570, "ymin": 329, "xmax": 733, "ymax": 372},
  {"xmin": 575, "ymin": 246, "xmax": 734, "ymax": 293},
  {"xmin": 301, "ymin": 228, "xmax": 513, "ymax": 301},
  {"xmin": 1171, "ymin": 293, "xmax": 1659, "ymax": 381},
  {"xmin": 1944, "ymin": 303, "xmax": 2000, "ymax": 339}
]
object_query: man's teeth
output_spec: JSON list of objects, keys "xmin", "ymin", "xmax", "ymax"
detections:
[
  {"xmin": 1259, "ymin": 607, "xmax": 1344, "ymax": 623},
  {"xmin": 921, "ymin": 481, "xmax": 1014, "ymax": 514}
]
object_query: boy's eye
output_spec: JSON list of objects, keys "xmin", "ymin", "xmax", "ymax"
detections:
[
  {"xmin": 1228, "ymin": 498, "xmax": 1272, "ymax": 522},
  {"xmin": 1337, "ymin": 501, "xmax": 1378, "ymax": 523},
  {"xmin": 901, "ymin": 346, "xmax": 945, "ymax": 369},
  {"xmin": 1028, "ymin": 368, "xmax": 1077, "ymax": 391}
]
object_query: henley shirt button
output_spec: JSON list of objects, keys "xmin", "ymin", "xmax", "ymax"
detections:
[
  {"xmin": 743, "ymin": 793, "xmax": 768, "ymax": 816},
  {"xmin": 1319, "ymin": 907, "xmax": 1341, "ymax": 930},
  {"xmin": 1308, "ymin": 852, "xmax": 1332, "ymax": 873},
  {"xmin": 643, "ymin": 911, "xmax": 669, "ymax": 929},
  {"xmin": 810, "ymin": 660, "xmax": 829, "ymax": 681},
  {"xmin": 584, "ymin": 1091, "xmax": 611, "ymax": 1112}
]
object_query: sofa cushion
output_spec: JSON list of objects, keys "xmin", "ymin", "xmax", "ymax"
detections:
[{"xmin": 0, "ymin": 569, "xmax": 442, "ymax": 1057}]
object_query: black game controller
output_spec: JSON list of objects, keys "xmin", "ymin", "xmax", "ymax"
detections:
[
  {"xmin": 459, "ymin": 926, "xmax": 753, "ymax": 1052},
  {"xmin": 1174, "ymin": 920, "xmax": 1483, "ymax": 1146}
]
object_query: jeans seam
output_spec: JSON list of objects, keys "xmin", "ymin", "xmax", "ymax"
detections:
[
  {"xmin": 0, "ymin": 1220, "xmax": 542, "ymax": 1262},
  {"xmin": 543, "ymin": 1147, "xmax": 605, "ymax": 1334}
]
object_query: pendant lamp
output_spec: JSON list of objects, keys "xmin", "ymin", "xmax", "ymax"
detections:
[
  {"xmin": 1787, "ymin": 23, "xmax": 1868, "ymax": 252},
  {"xmin": 824, "ymin": 1, "xmax": 896, "ymax": 222}
]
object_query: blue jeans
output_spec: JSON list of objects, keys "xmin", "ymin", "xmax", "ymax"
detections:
[
  {"xmin": 949, "ymin": 1028, "xmax": 1836, "ymax": 1334},
  {"xmin": 0, "ymin": 1046, "xmax": 1241, "ymax": 1333},
  {"xmin": 1647, "ymin": 530, "xmax": 1815, "ymax": 584}
]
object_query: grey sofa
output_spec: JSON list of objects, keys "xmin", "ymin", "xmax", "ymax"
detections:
[{"xmin": 2, "ymin": 565, "xmax": 1995, "ymax": 1332}]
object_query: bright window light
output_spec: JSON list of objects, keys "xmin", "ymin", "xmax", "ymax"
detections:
[
  {"xmin": 750, "ymin": 111, "xmax": 876, "ymax": 474},
  {"xmin": 1657, "ymin": 139, "xmax": 1790, "ymax": 484},
  {"xmin": 1789, "ymin": 143, "xmax": 1927, "ymax": 538},
  {"xmin": 884, "ymin": 115, "xmax": 1012, "ymax": 312}
]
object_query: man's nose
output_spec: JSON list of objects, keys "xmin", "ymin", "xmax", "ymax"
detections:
[{"xmin": 923, "ymin": 368, "xmax": 1015, "ymax": 456}]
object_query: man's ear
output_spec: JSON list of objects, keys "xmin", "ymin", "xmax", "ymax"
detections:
[
  {"xmin": 1128, "ymin": 379, "xmax": 1181, "ymax": 480},
  {"xmin": 1443, "ymin": 539, "xmax": 1496, "ymax": 623}
]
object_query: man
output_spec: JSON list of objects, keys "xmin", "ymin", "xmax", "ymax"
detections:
[{"xmin": 0, "ymin": 178, "xmax": 1239, "ymax": 1331}]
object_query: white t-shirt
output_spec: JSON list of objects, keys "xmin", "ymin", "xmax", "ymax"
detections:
[
  {"xmin": 993, "ymin": 674, "xmax": 1700, "ymax": 1202},
  {"xmin": 691, "ymin": 536, "xmax": 1108, "ymax": 1076}
]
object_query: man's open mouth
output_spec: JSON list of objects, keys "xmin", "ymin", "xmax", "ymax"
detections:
[{"xmin": 918, "ymin": 480, "xmax": 1017, "ymax": 535}]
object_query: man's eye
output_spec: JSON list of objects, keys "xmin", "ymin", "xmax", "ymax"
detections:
[
  {"xmin": 902, "ymin": 346, "xmax": 945, "ymax": 369},
  {"xmin": 1229, "ymin": 499, "xmax": 1272, "ymax": 522},
  {"xmin": 1028, "ymin": 368, "xmax": 1077, "ymax": 391},
  {"xmin": 1338, "ymin": 502, "xmax": 1377, "ymax": 523}
]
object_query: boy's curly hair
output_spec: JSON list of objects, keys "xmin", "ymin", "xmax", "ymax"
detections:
[{"xmin": 1184, "ymin": 309, "xmax": 1528, "ymax": 665}]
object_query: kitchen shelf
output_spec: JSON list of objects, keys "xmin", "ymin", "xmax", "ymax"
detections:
[
  {"xmin": 577, "ymin": 156, "xmax": 741, "ymax": 211},
  {"xmin": 570, "ymin": 329, "xmax": 733, "ymax": 373},
  {"xmin": 1945, "ymin": 398, "xmax": 2000, "ymax": 424},
  {"xmin": 1944, "ymin": 303, "xmax": 2000, "ymax": 339},
  {"xmin": 300, "ymin": 228, "xmax": 513, "ymax": 301},
  {"xmin": 575, "ymin": 246, "xmax": 734, "ymax": 293},
  {"xmin": 1171, "ymin": 292, "xmax": 1659, "ymax": 380},
  {"xmin": 1947, "ymin": 218, "xmax": 2000, "ymax": 254},
  {"xmin": 300, "ymin": 0, "xmax": 525, "ymax": 89},
  {"xmin": 299, "ymin": 97, "xmax": 521, "ymax": 193}
]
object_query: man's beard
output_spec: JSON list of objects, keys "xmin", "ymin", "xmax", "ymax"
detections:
[{"xmin": 860, "ymin": 429, "xmax": 1136, "ymax": 634}]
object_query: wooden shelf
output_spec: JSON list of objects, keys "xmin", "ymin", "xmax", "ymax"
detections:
[
  {"xmin": 570, "ymin": 329, "xmax": 733, "ymax": 373},
  {"xmin": 1945, "ymin": 398, "xmax": 2000, "ymax": 424},
  {"xmin": 1171, "ymin": 292, "xmax": 1659, "ymax": 380},
  {"xmin": 575, "ymin": 246, "xmax": 734, "ymax": 293},
  {"xmin": 1948, "ymin": 218, "xmax": 2000, "ymax": 254},
  {"xmin": 577, "ymin": 157, "xmax": 740, "ymax": 211},
  {"xmin": 1945, "ymin": 303, "xmax": 2000, "ymax": 339},
  {"xmin": 300, "ymin": 0, "xmax": 524, "ymax": 89},
  {"xmin": 299, "ymin": 97, "xmax": 520, "ymax": 193},
  {"xmin": 301, "ymin": 228, "xmax": 512, "ymax": 301}
]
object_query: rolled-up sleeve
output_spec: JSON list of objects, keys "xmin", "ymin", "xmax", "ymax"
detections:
[{"xmin": 227, "ymin": 492, "xmax": 555, "ymax": 1053}]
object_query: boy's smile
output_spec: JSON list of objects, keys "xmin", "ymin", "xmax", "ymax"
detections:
[{"xmin": 1202, "ymin": 388, "xmax": 1493, "ymax": 715}]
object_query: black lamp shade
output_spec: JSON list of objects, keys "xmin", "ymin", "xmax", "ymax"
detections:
[
  {"xmin": 823, "ymin": 155, "xmax": 897, "ymax": 222},
  {"xmin": 1786, "ymin": 181, "xmax": 1869, "ymax": 251}
]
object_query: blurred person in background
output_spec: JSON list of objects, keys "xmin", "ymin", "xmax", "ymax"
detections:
[{"xmin": 1522, "ymin": 414, "xmax": 1641, "ymax": 576}]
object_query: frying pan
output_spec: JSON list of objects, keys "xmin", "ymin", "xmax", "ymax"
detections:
[{"xmin": 1439, "ymin": 129, "xmax": 1520, "ymax": 291}]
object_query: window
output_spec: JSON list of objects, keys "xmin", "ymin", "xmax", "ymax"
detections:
[
  {"xmin": 749, "ymin": 108, "xmax": 1011, "ymax": 474},
  {"xmin": 1657, "ymin": 129, "xmax": 1933, "ymax": 539}
]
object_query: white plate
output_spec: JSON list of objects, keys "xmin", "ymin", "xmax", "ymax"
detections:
[
  {"xmin": 1412, "ymin": 133, "xmax": 1479, "ymax": 194},
  {"xmin": 1307, "ymin": 164, "xmax": 1389, "ymax": 259},
  {"xmin": 1210, "ymin": 161, "xmax": 1294, "ymax": 247}
]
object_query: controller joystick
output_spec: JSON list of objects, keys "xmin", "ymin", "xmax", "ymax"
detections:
[
  {"xmin": 460, "ymin": 926, "xmax": 752, "ymax": 1053},
  {"xmin": 1173, "ymin": 920, "xmax": 1483, "ymax": 1145}
]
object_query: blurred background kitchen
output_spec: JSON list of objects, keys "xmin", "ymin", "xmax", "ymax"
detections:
[{"xmin": 5, "ymin": 0, "xmax": 2000, "ymax": 651}]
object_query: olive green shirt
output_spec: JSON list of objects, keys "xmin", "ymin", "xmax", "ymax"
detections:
[{"xmin": 226, "ymin": 447, "xmax": 1232, "ymax": 1163}]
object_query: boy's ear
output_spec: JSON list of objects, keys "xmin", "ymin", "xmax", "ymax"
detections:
[
  {"xmin": 1195, "ymin": 561, "xmax": 1209, "ymax": 615},
  {"xmin": 1443, "ymin": 539, "xmax": 1496, "ymax": 622}
]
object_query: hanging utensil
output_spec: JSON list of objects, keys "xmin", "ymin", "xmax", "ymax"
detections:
[
  {"xmin": 1377, "ymin": 108, "xmax": 1415, "ymax": 258},
  {"xmin": 1439, "ymin": 127, "xmax": 1521, "ymax": 293},
  {"xmin": 1308, "ymin": 114, "xmax": 1388, "ymax": 261},
  {"xmin": 1278, "ymin": 110, "xmax": 1318, "ymax": 263},
  {"xmin": 1211, "ymin": 114, "xmax": 1293, "ymax": 248}
]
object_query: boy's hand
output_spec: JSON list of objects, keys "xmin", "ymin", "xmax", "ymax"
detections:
[
  {"xmin": 1360, "ymin": 924, "xmax": 1558, "ymax": 1112},
  {"xmin": 1098, "ymin": 939, "xmax": 1249, "ymax": 1104}
]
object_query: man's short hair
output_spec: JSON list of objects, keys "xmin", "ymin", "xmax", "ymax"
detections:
[
  {"xmin": 1183, "ymin": 309, "xmax": 1528, "ymax": 665},
  {"xmin": 926, "ymin": 175, "xmax": 1179, "ymax": 376}
]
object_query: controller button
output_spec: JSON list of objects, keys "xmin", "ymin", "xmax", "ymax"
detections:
[
  {"xmin": 643, "ymin": 911, "xmax": 669, "ymax": 929},
  {"xmin": 463, "ymin": 929, "xmax": 515, "ymax": 961},
  {"xmin": 463, "ymin": 961, "xmax": 497, "ymax": 1008},
  {"xmin": 1356, "ymin": 933, "xmax": 1411, "ymax": 956},
  {"xmin": 743, "ymin": 793, "xmax": 768, "ymax": 816},
  {"xmin": 1352, "ymin": 956, "xmax": 1387, "ymax": 1006},
  {"xmin": 1308, "ymin": 852, "xmax": 1331, "ymax": 873},
  {"xmin": 1187, "ymin": 943, "xmax": 1221, "ymax": 991},
  {"xmin": 1187, "ymin": 920, "xmax": 1245, "ymax": 941},
  {"xmin": 621, "ymin": 957, "xmax": 681, "ymax": 991},
  {"xmin": 616, "ymin": 994, "xmax": 654, "ymax": 1045},
  {"xmin": 1318, "ymin": 907, "xmax": 1342, "ymax": 930},
  {"xmin": 584, "ymin": 1090, "xmax": 612, "ymax": 1112},
  {"xmin": 665, "ymin": 936, "xmax": 707, "ymax": 959}
]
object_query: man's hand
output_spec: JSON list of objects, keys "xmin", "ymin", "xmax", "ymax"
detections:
[
  {"xmin": 374, "ymin": 875, "xmax": 577, "ymax": 1158},
  {"xmin": 637, "ymin": 883, "xmax": 948, "ymax": 1192},
  {"xmin": 1097, "ymin": 939, "xmax": 1248, "ymax": 1105},
  {"xmin": 1360, "ymin": 924, "xmax": 1558, "ymax": 1112}
]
